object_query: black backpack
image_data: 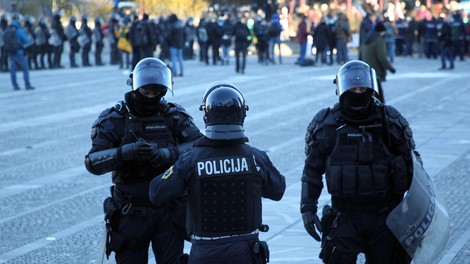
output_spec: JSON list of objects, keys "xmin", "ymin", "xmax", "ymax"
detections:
[{"xmin": 3, "ymin": 26, "xmax": 22, "ymax": 54}]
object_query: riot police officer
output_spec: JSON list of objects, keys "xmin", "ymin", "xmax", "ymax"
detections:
[
  {"xmin": 301, "ymin": 60, "xmax": 417, "ymax": 264},
  {"xmin": 84, "ymin": 57, "xmax": 202, "ymax": 264},
  {"xmin": 149, "ymin": 82, "xmax": 286, "ymax": 264}
]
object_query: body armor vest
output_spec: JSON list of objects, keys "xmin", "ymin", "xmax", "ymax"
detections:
[
  {"xmin": 113, "ymin": 103, "xmax": 178, "ymax": 183},
  {"xmin": 326, "ymin": 122, "xmax": 394, "ymax": 207},
  {"xmin": 188, "ymin": 141, "xmax": 262, "ymax": 237}
]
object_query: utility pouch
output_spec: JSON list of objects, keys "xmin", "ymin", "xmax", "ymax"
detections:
[
  {"xmin": 358, "ymin": 132, "xmax": 373, "ymax": 162},
  {"xmin": 103, "ymin": 197, "xmax": 121, "ymax": 258},
  {"xmin": 103, "ymin": 197, "xmax": 120, "ymax": 228},
  {"xmin": 251, "ymin": 240, "xmax": 270, "ymax": 264},
  {"xmin": 320, "ymin": 205, "xmax": 337, "ymax": 246}
]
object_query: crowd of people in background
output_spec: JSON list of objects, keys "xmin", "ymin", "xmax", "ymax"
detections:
[{"xmin": 1, "ymin": 4, "xmax": 470, "ymax": 85}]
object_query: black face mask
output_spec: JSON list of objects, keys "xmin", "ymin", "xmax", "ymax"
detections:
[
  {"xmin": 340, "ymin": 90, "xmax": 372, "ymax": 112},
  {"xmin": 129, "ymin": 90, "xmax": 162, "ymax": 116}
]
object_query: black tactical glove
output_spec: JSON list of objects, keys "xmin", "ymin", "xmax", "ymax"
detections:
[
  {"xmin": 136, "ymin": 142, "xmax": 173, "ymax": 168},
  {"xmin": 119, "ymin": 141, "xmax": 152, "ymax": 161},
  {"xmin": 302, "ymin": 212, "xmax": 322, "ymax": 242}
]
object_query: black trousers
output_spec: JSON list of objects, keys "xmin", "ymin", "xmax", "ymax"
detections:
[
  {"xmin": 323, "ymin": 211, "xmax": 409, "ymax": 264},
  {"xmin": 114, "ymin": 206, "xmax": 184, "ymax": 264}
]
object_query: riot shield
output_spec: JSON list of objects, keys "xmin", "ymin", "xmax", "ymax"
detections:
[{"xmin": 386, "ymin": 151, "xmax": 450, "ymax": 263}]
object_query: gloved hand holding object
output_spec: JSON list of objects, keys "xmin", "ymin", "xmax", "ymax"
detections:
[{"xmin": 119, "ymin": 140, "xmax": 153, "ymax": 161}]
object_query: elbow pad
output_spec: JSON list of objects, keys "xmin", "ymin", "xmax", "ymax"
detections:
[{"xmin": 84, "ymin": 148, "xmax": 122, "ymax": 175}]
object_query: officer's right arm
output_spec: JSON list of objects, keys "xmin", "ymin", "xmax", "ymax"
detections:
[
  {"xmin": 301, "ymin": 119, "xmax": 327, "ymax": 215},
  {"xmin": 301, "ymin": 119, "xmax": 329, "ymax": 242},
  {"xmin": 84, "ymin": 109, "xmax": 124, "ymax": 175}
]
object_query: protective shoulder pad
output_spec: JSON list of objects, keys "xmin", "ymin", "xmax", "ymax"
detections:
[
  {"xmin": 384, "ymin": 105, "xmax": 400, "ymax": 119},
  {"xmin": 166, "ymin": 102, "xmax": 190, "ymax": 117},
  {"xmin": 92, "ymin": 102, "xmax": 126, "ymax": 127},
  {"xmin": 384, "ymin": 105, "xmax": 410, "ymax": 128},
  {"xmin": 314, "ymin": 107, "xmax": 330, "ymax": 123},
  {"xmin": 305, "ymin": 107, "xmax": 331, "ymax": 153}
]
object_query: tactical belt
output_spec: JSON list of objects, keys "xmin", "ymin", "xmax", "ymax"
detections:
[
  {"xmin": 111, "ymin": 185, "xmax": 154, "ymax": 208},
  {"xmin": 335, "ymin": 201, "xmax": 390, "ymax": 214},
  {"xmin": 191, "ymin": 230, "xmax": 259, "ymax": 245}
]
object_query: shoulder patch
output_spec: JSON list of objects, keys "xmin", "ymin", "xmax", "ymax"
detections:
[{"xmin": 162, "ymin": 166, "xmax": 174, "ymax": 179}]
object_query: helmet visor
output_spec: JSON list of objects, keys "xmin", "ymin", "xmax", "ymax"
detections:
[{"xmin": 337, "ymin": 64, "xmax": 379, "ymax": 96}]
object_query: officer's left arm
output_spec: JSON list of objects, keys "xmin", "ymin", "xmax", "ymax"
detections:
[
  {"xmin": 387, "ymin": 106, "xmax": 419, "ymax": 187},
  {"xmin": 149, "ymin": 152, "xmax": 191, "ymax": 207},
  {"xmin": 252, "ymin": 148, "xmax": 286, "ymax": 201}
]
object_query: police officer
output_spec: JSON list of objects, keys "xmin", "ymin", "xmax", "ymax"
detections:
[
  {"xmin": 65, "ymin": 16, "xmax": 80, "ymax": 68},
  {"xmin": 84, "ymin": 57, "xmax": 202, "ymax": 264},
  {"xmin": 301, "ymin": 60, "xmax": 417, "ymax": 264},
  {"xmin": 149, "ymin": 82, "xmax": 286, "ymax": 264}
]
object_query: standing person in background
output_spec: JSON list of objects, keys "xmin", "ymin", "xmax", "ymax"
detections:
[
  {"xmin": 157, "ymin": 16, "xmax": 170, "ymax": 63},
  {"xmin": 183, "ymin": 17, "xmax": 196, "ymax": 60},
  {"xmin": 207, "ymin": 18, "xmax": 223, "ymax": 65},
  {"xmin": 233, "ymin": 17, "xmax": 251, "ymax": 74},
  {"xmin": 93, "ymin": 17, "xmax": 105, "ymax": 66},
  {"xmin": 296, "ymin": 14, "xmax": 309, "ymax": 66},
  {"xmin": 24, "ymin": 16, "xmax": 39, "ymax": 70},
  {"xmin": 404, "ymin": 16, "xmax": 417, "ymax": 57},
  {"xmin": 79, "ymin": 15, "xmax": 92, "ymax": 67},
  {"xmin": 0, "ymin": 14, "xmax": 8, "ymax": 72},
  {"xmin": 50, "ymin": 12, "xmax": 66, "ymax": 69},
  {"xmin": 117, "ymin": 18, "xmax": 132, "ymax": 70},
  {"xmin": 383, "ymin": 17, "xmax": 396, "ymax": 63},
  {"xmin": 196, "ymin": 18, "xmax": 209, "ymax": 65},
  {"xmin": 108, "ymin": 14, "xmax": 121, "ymax": 65},
  {"xmin": 267, "ymin": 13, "xmax": 283, "ymax": 64},
  {"xmin": 358, "ymin": 13, "xmax": 376, "ymax": 60},
  {"xmin": 84, "ymin": 57, "xmax": 202, "ymax": 264},
  {"xmin": 65, "ymin": 16, "xmax": 80, "ymax": 68},
  {"xmin": 424, "ymin": 16, "xmax": 439, "ymax": 59},
  {"xmin": 360, "ymin": 22, "xmax": 396, "ymax": 103},
  {"xmin": 253, "ymin": 16, "xmax": 268, "ymax": 64},
  {"xmin": 129, "ymin": 15, "xmax": 141, "ymax": 69},
  {"xmin": 335, "ymin": 12, "xmax": 351, "ymax": 65},
  {"xmin": 220, "ymin": 16, "xmax": 234, "ymax": 66},
  {"xmin": 394, "ymin": 18, "xmax": 406, "ymax": 57},
  {"xmin": 325, "ymin": 13, "xmax": 337, "ymax": 65},
  {"xmin": 438, "ymin": 15, "xmax": 454, "ymax": 70},
  {"xmin": 4, "ymin": 14, "xmax": 34, "ymax": 90},
  {"xmin": 313, "ymin": 17, "xmax": 331, "ymax": 66},
  {"xmin": 167, "ymin": 14, "xmax": 185, "ymax": 77},
  {"xmin": 135, "ymin": 14, "xmax": 156, "ymax": 61},
  {"xmin": 35, "ymin": 17, "xmax": 52, "ymax": 69},
  {"xmin": 149, "ymin": 82, "xmax": 286, "ymax": 264}
]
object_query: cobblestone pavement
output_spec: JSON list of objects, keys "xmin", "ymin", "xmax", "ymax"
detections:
[{"xmin": 0, "ymin": 52, "xmax": 469, "ymax": 264}]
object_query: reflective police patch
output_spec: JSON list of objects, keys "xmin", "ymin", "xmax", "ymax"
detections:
[
  {"xmin": 197, "ymin": 156, "xmax": 251, "ymax": 177},
  {"xmin": 162, "ymin": 166, "xmax": 173, "ymax": 179},
  {"xmin": 144, "ymin": 123, "xmax": 167, "ymax": 133}
]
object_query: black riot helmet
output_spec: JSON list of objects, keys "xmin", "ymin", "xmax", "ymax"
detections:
[
  {"xmin": 335, "ymin": 60, "xmax": 379, "ymax": 97},
  {"xmin": 128, "ymin": 57, "xmax": 173, "ymax": 96},
  {"xmin": 199, "ymin": 82, "xmax": 249, "ymax": 140}
]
